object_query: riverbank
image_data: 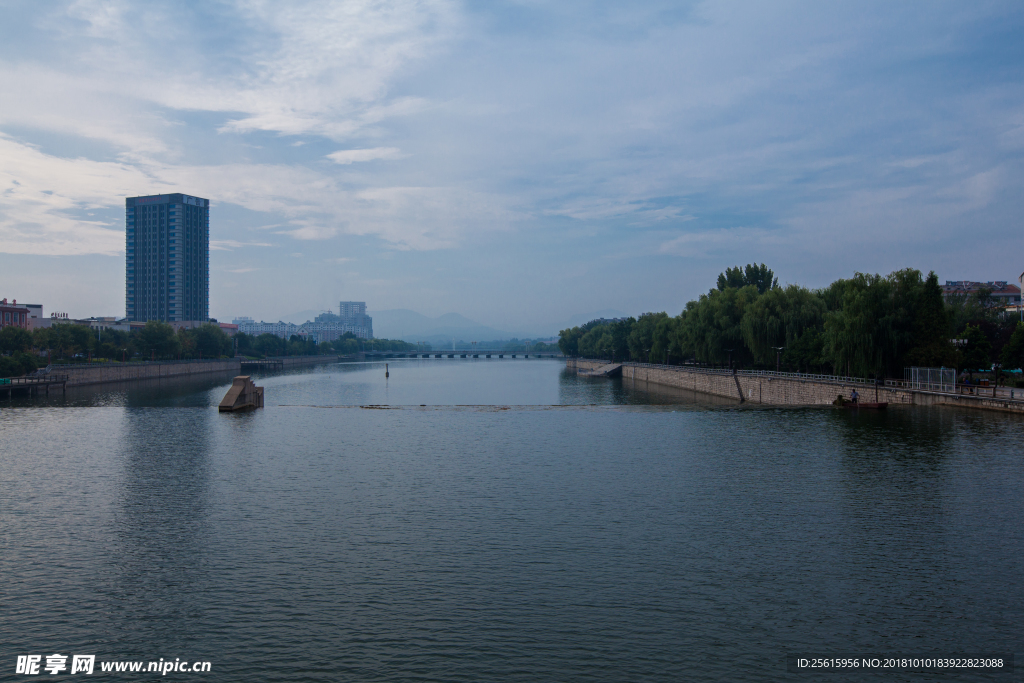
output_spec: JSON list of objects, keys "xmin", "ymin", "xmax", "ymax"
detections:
[
  {"xmin": 569, "ymin": 358, "xmax": 1024, "ymax": 414},
  {"xmin": 52, "ymin": 355, "xmax": 341, "ymax": 387}
]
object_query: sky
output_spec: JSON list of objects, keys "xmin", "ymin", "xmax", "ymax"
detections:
[{"xmin": 1, "ymin": 0, "xmax": 1023, "ymax": 336}]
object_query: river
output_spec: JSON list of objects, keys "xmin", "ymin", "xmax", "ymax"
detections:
[{"xmin": 1, "ymin": 359, "xmax": 1021, "ymax": 681}]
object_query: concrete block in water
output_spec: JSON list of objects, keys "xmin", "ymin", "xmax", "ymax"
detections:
[{"xmin": 218, "ymin": 376, "xmax": 265, "ymax": 412}]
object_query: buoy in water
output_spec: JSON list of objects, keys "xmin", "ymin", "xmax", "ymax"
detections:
[{"xmin": 385, "ymin": 363, "xmax": 389, "ymax": 378}]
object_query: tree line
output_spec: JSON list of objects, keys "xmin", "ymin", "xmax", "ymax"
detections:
[
  {"xmin": 0, "ymin": 321, "xmax": 424, "ymax": 377},
  {"xmin": 558, "ymin": 264, "xmax": 1024, "ymax": 378}
]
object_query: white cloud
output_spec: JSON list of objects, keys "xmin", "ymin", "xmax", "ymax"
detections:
[
  {"xmin": 2, "ymin": 0, "xmax": 1023, "ymax": 323},
  {"xmin": 210, "ymin": 240, "xmax": 276, "ymax": 251},
  {"xmin": 659, "ymin": 227, "xmax": 782, "ymax": 258},
  {"xmin": 0, "ymin": 135, "xmax": 144, "ymax": 255},
  {"xmin": 327, "ymin": 148, "xmax": 405, "ymax": 164}
]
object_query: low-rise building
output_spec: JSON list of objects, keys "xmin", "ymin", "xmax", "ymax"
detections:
[
  {"xmin": 235, "ymin": 320, "xmax": 300, "ymax": 339},
  {"xmin": 78, "ymin": 317, "xmax": 132, "ymax": 333},
  {"xmin": 941, "ymin": 280, "xmax": 1021, "ymax": 306},
  {"xmin": 0, "ymin": 298, "xmax": 29, "ymax": 329}
]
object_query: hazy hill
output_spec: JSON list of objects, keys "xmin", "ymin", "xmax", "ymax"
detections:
[{"xmin": 370, "ymin": 309, "xmax": 513, "ymax": 344}]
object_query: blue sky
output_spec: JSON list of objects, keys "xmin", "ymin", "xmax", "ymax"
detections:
[{"xmin": 1, "ymin": 0, "xmax": 1022, "ymax": 335}]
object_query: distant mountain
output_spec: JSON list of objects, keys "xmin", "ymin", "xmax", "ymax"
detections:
[{"xmin": 370, "ymin": 309, "xmax": 513, "ymax": 343}]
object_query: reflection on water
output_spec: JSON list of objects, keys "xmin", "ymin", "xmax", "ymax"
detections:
[
  {"xmin": 1, "ymin": 371, "xmax": 239, "ymax": 408},
  {"xmin": 111, "ymin": 409, "xmax": 213, "ymax": 645},
  {"xmin": 1, "ymin": 361, "xmax": 1022, "ymax": 682}
]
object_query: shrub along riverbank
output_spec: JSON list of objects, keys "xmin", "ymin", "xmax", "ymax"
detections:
[{"xmin": 558, "ymin": 264, "xmax": 1024, "ymax": 379}]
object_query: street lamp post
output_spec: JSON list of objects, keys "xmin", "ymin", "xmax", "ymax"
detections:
[{"xmin": 771, "ymin": 346, "xmax": 784, "ymax": 373}]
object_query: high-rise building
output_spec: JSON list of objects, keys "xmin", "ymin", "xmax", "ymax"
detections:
[
  {"xmin": 338, "ymin": 301, "xmax": 366, "ymax": 319},
  {"xmin": 338, "ymin": 301, "xmax": 372, "ymax": 338},
  {"xmin": 126, "ymin": 194, "xmax": 209, "ymax": 322}
]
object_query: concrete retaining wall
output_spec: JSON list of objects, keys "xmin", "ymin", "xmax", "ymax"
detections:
[
  {"xmin": 62, "ymin": 359, "xmax": 240, "ymax": 387},
  {"xmin": 278, "ymin": 355, "xmax": 339, "ymax": 368},
  {"xmin": 568, "ymin": 358, "xmax": 1024, "ymax": 413},
  {"xmin": 60, "ymin": 355, "xmax": 339, "ymax": 387}
]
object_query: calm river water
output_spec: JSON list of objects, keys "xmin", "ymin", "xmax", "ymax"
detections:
[{"xmin": 1, "ymin": 359, "xmax": 1021, "ymax": 682}]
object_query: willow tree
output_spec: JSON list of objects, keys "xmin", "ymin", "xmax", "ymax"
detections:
[
  {"xmin": 821, "ymin": 270, "xmax": 921, "ymax": 377},
  {"xmin": 628, "ymin": 312, "xmax": 669, "ymax": 362},
  {"xmin": 740, "ymin": 284, "xmax": 826, "ymax": 366},
  {"xmin": 578, "ymin": 318, "xmax": 634, "ymax": 361},
  {"xmin": 677, "ymin": 285, "xmax": 760, "ymax": 366}
]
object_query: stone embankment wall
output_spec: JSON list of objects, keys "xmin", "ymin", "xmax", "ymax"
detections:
[
  {"xmin": 62, "ymin": 359, "xmax": 240, "ymax": 387},
  {"xmin": 278, "ymin": 355, "xmax": 338, "ymax": 368},
  {"xmin": 568, "ymin": 358, "xmax": 1024, "ymax": 413},
  {"xmin": 60, "ymin": 355, "xmax": 339, "ymax": 387}
]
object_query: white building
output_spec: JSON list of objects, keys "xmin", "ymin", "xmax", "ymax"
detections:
[
  {"xmin": 235, "ymin": 320, "xmax": 300, "ymax": 339},
  {"xmin": 298, "ymin": 320, "xmax": 367, "ymax": 344}
]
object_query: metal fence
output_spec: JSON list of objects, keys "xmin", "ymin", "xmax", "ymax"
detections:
[{"xmin": 903, "ymin": 367, "xmax": 957, "ymax": 393}]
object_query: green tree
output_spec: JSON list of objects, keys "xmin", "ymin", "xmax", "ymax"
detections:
[
  {"xmin": 234, "ymin": 332, "xmax": 255, "ymax": 357},
  {"xmin": 135, "ymin": 321, "xmax": 180, "ymax": 360},
  {"xmin": 650, "ymin": 315, "xmax": 678, "ymax": 364},
  {"xmin": 717, "ymin": 263, "xmax": 778, "ymax": 294},
  {"xmin": 740, "ymin": 285, "xmax": 826, "ymax": 367},
  {"xmin": 999, "ymin": 322, "xmax": 1024, "ymax": 370},
  {"xmin": 678, "ymin": 285, "xmax": 759, "ymax": 366},
  {"xmin": 960, "ymin": 324, "xmax": 992, "ymax": 372},
  {"xmin": 95, "ymin": 328, "xmax": 130, "ymax": 360},
  {"xmin": 0, "ymin": 326, "xmax": 33, "ymax": 354},
  {"xmin": 627, "ymin": 312, "xmax": 668, "ymax": 362},
  {"xmin": 253, "ymin": 333, "xmax": 285, "ymax": 357},
  {"xmin": 577, "ymin": 318, "xmax": 633, "ymax": 361},
  {"xmin": 36, "ymin": 324, "xmax": 94, "ymax": 360},
  {"xmin": 821, "ymin": 270, "xmax": 920, "ymax": 377},
  {"xmin": 558, "ymin": 327, "xmax": 583, "ymax": 356},
  {"xmin": 905, "ymin": 271, "xmax": 956, "ymax": 367},
  {"xmin": 782, "ymin": 327, "xmax": 825, "ymax": 373},
  {"xmin": 191, "ymin": 323, "xmax": 232, "ymax": 358},
  {"xmin": 0, "ymin": 356, "xmax": 23, "ymax": 378}
]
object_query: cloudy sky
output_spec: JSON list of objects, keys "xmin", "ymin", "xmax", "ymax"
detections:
[{"xmin": 1, "ymin": 0, "xmax": 1022, "ymax": 334}]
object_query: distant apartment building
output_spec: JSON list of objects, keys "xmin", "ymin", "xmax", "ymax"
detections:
[
  {"xmin": 232, "ymin": 304, "xmax": 372, "ymax": 343},
  {"xmin": 297, "ymin": 303, "xmax": 373, "ymax": 343},
  {"xmin": 0, "ymin": 298, "xmax": 29, "ymax": 329},
  {"xmin": 941, "ymin": 281, "xmax": 1021, "ymax": 306},
  {"xmin": 126, "ymin": 193, "xmax": 209, "ymax": 323},
  {"xmin": 234, "ymin": 320, "xmax": 300, "ymax": 339},
  {"xmin": 337, "ymin": 301, "xmax": 372, "ymax": 338}
]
